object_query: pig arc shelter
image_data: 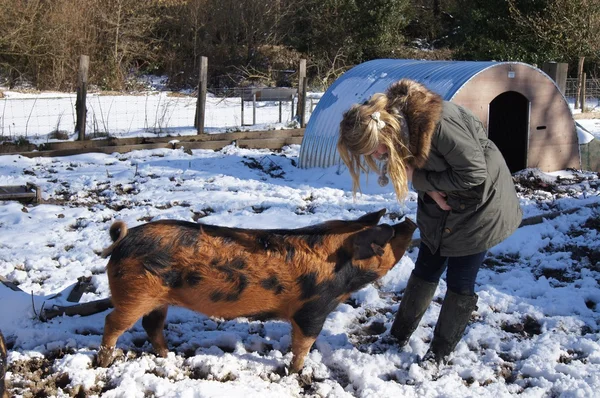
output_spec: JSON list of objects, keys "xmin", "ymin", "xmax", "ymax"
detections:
[{"xmin": 298, "ymin": 59, "xmax": 579, "ymax": 173}]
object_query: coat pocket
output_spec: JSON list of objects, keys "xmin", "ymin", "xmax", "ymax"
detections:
[{"xmin": 446, "ymin": 183, "xmax": 485, "ymax": 213}]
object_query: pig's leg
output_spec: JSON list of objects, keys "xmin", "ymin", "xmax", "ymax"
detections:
[
  {"xmin": 290, "ymin": 321, "xmax": 320, "ymax": 373},
  {"xmin": 142, "ymin": 305, "xmax": 169, "ymax": 357},
  {"xmin": 98, "ymin": 302, "xmax": 157, "ymax": 367}
]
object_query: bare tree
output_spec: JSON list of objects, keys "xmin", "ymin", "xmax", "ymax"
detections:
[
  {"xmin": 508, "ymin": 0, "xmax": 600, "ymax": 61},
  {"xmin": 91, "ymin": 0, "xmax": 162, "ymax": 89}
]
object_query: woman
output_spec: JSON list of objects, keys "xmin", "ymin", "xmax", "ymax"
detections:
[{"xmin": 337, "ymin": 79, "xmax": 522, "ymax": 364}]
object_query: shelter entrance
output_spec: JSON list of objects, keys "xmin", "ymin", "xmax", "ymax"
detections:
[{"xmin": 488, "ymin": 91, "xmax": 529, "ymax": 173}]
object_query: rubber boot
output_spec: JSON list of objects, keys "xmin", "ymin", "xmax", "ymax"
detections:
[
  {"xmin": 390, "ymin": 273, "xmax": 438, "ymax": 347},
  {"xmin": 423, "ymin": 289, "xmax": 478, "ymax": 364}
]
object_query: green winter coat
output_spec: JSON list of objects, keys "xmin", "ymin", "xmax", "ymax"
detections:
[{"xmin": 386, "ymin": 80, "xmax": 522, "ymax": 256}]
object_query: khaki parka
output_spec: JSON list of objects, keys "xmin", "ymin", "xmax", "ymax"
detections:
[{"xmin": 386, "ymin": 79, "xmax": 523, "ymax": 256}]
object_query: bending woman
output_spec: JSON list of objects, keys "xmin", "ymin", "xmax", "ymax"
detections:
[{"xmin": 337, "ymin": 79, "xmax": 522, "ymax": 364}]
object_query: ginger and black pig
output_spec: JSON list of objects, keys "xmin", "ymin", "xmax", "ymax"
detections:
[{"xmin": 98, "ymin": 209, "xmax": 416, "ymax": 372}]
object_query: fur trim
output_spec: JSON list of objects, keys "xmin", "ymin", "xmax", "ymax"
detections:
[{"xmin": 386, "ymin": 79, "xmax": 443, "ymax": 168}]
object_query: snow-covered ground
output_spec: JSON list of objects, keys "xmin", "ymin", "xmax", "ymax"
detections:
[{"xmin": 0, "ymin": 89, "xmax": 599, "ymax": 397}]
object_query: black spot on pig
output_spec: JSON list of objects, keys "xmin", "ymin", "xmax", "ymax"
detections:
[
  {"xmin": 162, "ymin": 270, "xmax": 184, "ymax": 288},
  {"xmin": 228, "ymin": 258, "xmax": 246, "ymax": 270},
  {"xmin": 209, "ymin": 261, "xmax": 249, "ymax": 302},
  {"xmin": 110, "ymin": 229, "xmax": 166, "ymax": 264},
  {"xmin": 333, "ymin": 249, "xmax": 379, "ymax": 293},
  {"xmin": 186, "ymin": 271, "xmax": 203, "ymax": 286},
  {"xmin": 246, "ymin": 311, "xmax": 279, "ymax": 321},
  {"xmin": 298, "ymin": 273, "xmax": 319, "ymax": 299},
  {"xmin": 285, "ymin": 244, "xmax": 296, "ymax": 262},
  {"xmin": 261, "ymin": 276, "xmax": 285, "ymax": 294},
  {"xmin": 293, "ymin": 248, "xmax": 379, "ymax": 336},
  {"xmin": 301, "ymin": 234, "xmax": 325, "ymax": 247},
  {"xmin": 293, "ymin": 298, "xmax": 339, "ymax": 336},
  {"xmin": 143, "ymin": 251, "xmax": 173, "ymax": 274}
]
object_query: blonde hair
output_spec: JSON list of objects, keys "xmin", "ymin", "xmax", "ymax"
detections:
[{"xmin": 337, "ymin": 93, "xmax": 412, "ymax": 200}]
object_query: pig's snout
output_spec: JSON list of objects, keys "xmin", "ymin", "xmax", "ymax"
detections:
[{"xmin": 393, "ymin": 217, "xmax": 417, "ymax": 234}]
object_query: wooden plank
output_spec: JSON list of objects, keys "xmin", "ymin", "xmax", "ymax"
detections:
[
  {"xmin": 66, "ymin": 276, "xmax": 93, "ymax": 303},
  {"xmin": 40, "ymin": 298, "xmax": 113, "ymax": 321},
  {"xmin": 164, "ymin": 137, "xmax": 303, "ymax": 151},
  {"xmin": 14, "ymin": 135, "xmax": 304, "ymax": 158},
  {"xmin": 0, "ymin": 275, "xmax": 24, "ymax": 292},
  {"xmin": 31, "ymin": 129, "xmax": 304, "ymax": 152},
  {"xmin": 0, "ymin": 184, "xmax": 40, "ymax": 202},
  {"xmin": 17, "ymin": 143, "xmax": 172, "ymax": 158},
  {"xmin": 235, "ymin": 136, "xmax": 303, "ymax": 149},
  {"xmin": 3, "ymin": 129, "xmax": 305, "ymax": 158}
]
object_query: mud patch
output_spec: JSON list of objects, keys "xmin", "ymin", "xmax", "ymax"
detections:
[{"xmin": 8, "ymin": 349, "xmax": 76, "ymax": 397}]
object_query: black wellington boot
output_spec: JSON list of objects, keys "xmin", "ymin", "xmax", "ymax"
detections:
[
  {"xmin": 423, "ymin": 289, "xmax": 479, "ymax": 364},
  {"xmin": 390, "ymin": 273, "xmax": 438, "ymax": 347}
]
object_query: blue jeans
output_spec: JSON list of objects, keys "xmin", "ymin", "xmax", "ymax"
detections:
[{"xmin": 412, "ymin": 243, "xmax": 486, "ymax": 296}]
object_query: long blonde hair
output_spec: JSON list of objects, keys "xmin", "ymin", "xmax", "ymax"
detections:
[{"xmin": 337, "ymin": 93, "xmax": 412, "ymax": 200}]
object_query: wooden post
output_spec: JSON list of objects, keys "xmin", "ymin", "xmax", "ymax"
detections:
[
  {"xmin": 301, "ymin": 73, "xmax": 308, "ymax": 127},
  {"xmin": 581, "ymin": 72, "xmax": 587, "ymax": 112},
  {"xmin": 252, "ymin": 93, "xmax": 256, "ymax": 125},
  {"xmin": 241, "ymin": 96, "xmax": 245, "ymax": 125},
  {"xmin": 195, "ymin": 56, "xmax": 208, "ymax": 134},
  {"xmin": 542, "ymin": 61, "xmax": 568, "ymax": 94},
  {"xmin": 75, "ymin": 55, "xmax": 89, "ymax": 141},
  {"xmin": 575, "ymin": 56, "xmax": 585, "ymax": 109},
  {"xmin": 278, "ymin": 101, "xmax": 282, "ymax": 123},
  {"xmin": 296, "ymin": 59, "xmax": 307, "ymax": 128}
]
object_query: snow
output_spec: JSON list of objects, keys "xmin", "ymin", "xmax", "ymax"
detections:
[{"xmin": 0, "ymin": 89, "xmax": 599, "ymax": 397}]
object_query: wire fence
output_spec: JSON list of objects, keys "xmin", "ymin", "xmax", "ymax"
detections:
[
  {"xmin": 2, "ymin": 78, "xmax": 596, "ymax": 142},
  {"xmin": 565, "ymin": 78, "xmax": 600, "ymax": 110},
  {"xmin": 0, "ymin": 90, "xmax": 320, "ymax": 141}
]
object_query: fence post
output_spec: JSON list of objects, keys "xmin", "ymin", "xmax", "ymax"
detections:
[
  {"xmin": 296, "ymin": 59, "xmax": 307, "ymax": 128},
  {"xmin": 542, "ymin": 61, "xmax": 568, "ymax": 94},
  {"xmin": 278, "ymin": 101, "xmax": 282, "ymax": 123},
  {"xmin": 241, "ymin": 93, "xmax": 245, "ymax": 126},
  {"xmin": 252, "ymin": 93, "xmax": 257, "ymax": 125},
  {"xmin": 75, "ymin": 55, "xmax": 89, "ymax": 141},
  {"xmin": 195, "ymin": 56, "xmax": 208, "ymax": 134},
  {"xmin": 575, "ymin": 56, "xmax": 585, "ymax": 109},
  {"xmin": 581, "ymin": 72, "xmax": 587, "ymax": 112}
]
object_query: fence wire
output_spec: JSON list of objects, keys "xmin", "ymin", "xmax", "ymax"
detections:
[
  {"xmin": 0, "ymin": 91, "xmax": 316, "ymax": 140},
  {"xmin": 565, "ymin": 78, "xmax": 600, "ymax": 110}
]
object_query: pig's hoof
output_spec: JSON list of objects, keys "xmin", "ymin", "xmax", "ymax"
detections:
[
  {"xmin": 155, "ymin": 348, "xmax": 169, "ymax": 358},
  {"xmin": 96, "ymin": 345, "xmax": 115, "ymax": 367}
]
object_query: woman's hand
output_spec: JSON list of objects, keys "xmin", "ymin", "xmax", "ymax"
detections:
[{"xmin": 427, "ymin": 191, "xmax": 451, "ymax": 211}]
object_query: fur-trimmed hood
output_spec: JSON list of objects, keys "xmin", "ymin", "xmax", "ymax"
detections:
[{"xmin": 385, "ymin": 79, "xmax": 443, "ymax": 168}]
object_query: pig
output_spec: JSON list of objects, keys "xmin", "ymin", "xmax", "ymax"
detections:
[
  {"xmin": 0, "ymin": 330, "xmax": 7, "ymax": 398},
  {"xmin": 97, "ymin": 209, "xmax": 416, "ymax": 372}
]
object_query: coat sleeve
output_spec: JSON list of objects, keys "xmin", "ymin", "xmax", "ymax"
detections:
[{"xmin": 411, "ymin": 116, "xmax": 487, "ymax": 192}]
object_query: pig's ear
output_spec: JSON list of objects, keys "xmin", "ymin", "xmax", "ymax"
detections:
[
  {"xmin": 356, "ymin": 209, "xmax": 386, "ymax": 226},
  {"xmin": 353, "ymin": 224, "xmax": 394, "ymax": 260}
]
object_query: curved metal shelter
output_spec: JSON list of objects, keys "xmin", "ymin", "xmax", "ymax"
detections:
[{"xmin": 298, "ymin": 59, "xmax": 579, "ymax": 173}]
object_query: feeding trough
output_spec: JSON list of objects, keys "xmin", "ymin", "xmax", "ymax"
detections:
[{"xmin": 0, "ymin": 183, "xmax": 42, "ymax": 203}]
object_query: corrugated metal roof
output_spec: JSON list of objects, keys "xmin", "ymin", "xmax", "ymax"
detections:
[{"xmin": 298, "ymin": 59, "xmax": 504, "ymax": 168}]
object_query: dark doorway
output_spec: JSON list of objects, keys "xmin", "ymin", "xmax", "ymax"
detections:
[{"xmin": 488, "ymin": 92, "xmax": 529, "ymax": 173}]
